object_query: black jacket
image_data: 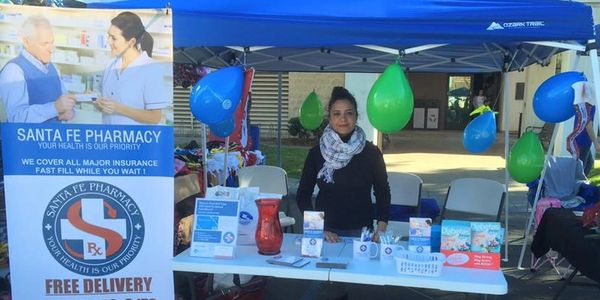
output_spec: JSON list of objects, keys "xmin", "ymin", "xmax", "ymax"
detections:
[{"xmin": 296, "ymin": 141, "xmax": 391, "ymax": 230}]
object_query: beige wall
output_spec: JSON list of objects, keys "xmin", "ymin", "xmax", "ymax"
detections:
[
  {"xmin": 504, "ymin": 71, "xmax": 527, "ymax": 132},
  {"xmin": 288, "ymin": 72, "xmax": 345, "ymax": 118},
  {"xmin": 407, "ymin": 72, "xmax": 448, "ymax": 129},
  {"xmin": 520, "ymin": 55, "xmax": 560, "ymax": 134}
]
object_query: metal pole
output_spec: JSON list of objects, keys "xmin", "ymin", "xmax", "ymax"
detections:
[
  {"xmin": 201, "ymin": 124, "xmax": 208, "ymax": 195},
  {"xmin": 277, "ymin": 72, "xmax": 283, "ymax": 167},
  {"xmin": 223, "ymin": 136, "xmax": 230, "ymax": 186},
  {"xmin": 517, "ymin": 126, "xmax": 558, "ymax": 269},
  {"xmin": 502, "ymin": 71, "xmax": 511, "ymax": 262},
  {"xmin": 517, "ymin": 51, "xmax": 581, "ymax": 269}
]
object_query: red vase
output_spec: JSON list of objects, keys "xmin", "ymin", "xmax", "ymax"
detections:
[{"xmin": 255, "ymin": 198, "xmax": 283, "ymax": 255}]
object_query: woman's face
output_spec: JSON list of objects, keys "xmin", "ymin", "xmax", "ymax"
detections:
[
  {"xmin": 329, "ymin": 99, "xmax": 357, "ymax": 138},
  {"xmin": 107, "ymin": 25, "xmax": 134, "ymax": 56}
]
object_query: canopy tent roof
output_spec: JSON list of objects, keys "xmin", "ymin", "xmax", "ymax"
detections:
[
  {"xmin": 87, "ymin": 0, "xmax": 595, "ymax": 73},
  {"xmin": 85, "ymin": 0, "xmax": 600, "ymax": 263}
]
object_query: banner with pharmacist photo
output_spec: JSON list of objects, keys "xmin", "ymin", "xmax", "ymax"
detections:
[{"xmin": 0, "ymin": 4, "xmax": 174, "ymax": 299}]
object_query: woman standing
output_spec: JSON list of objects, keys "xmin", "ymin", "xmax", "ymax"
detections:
[
  {"xmin": 96, "ymin": 11, "xmax": 169, "ymax": 125},
  {"xmin": 296, "ymin": 86, "xmax": 391, "ymax": 242}
]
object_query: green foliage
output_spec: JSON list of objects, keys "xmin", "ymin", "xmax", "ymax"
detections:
[
  {"xmin": 261, "ymin": 144, "xmax": 310, "ymax": 179},
  {"xmin": 589, "ymin": 166, "xmax": 600, "ymax": 186},
  {"xmin": 288, "ymin": 117, "xmax": 328, "ymax": 141}
]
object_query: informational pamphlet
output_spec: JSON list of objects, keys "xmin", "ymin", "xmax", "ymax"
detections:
[
  {"xmin": 409, "ymin": 217, "xmax": 432, "ymax": 253},
  {"xmin": 302, "ymin": 211, "xmax": 324, "ymax": 257},
  {"xmin": 191, "ymin": 198, "xmax": 240, "ymax": 258},
  {"xmin": 441, "ymin": 220, "xmax": 502, "ymax": 270}
]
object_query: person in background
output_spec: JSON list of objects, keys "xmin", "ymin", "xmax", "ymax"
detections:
[
  {"xmin": 0, "ymin": 15, "xmax": 75, "ymax": 123},
  {"xmin": 567, "ymin": 81, "xmax": 600, "ymax": 176},
  {"xmin": 95, "ymin": 11, "xmax": 169, "ymax": 125},
  {"xmin": 296, "ymin": 86, "xmax": 391, "ymax": 242},
  {"xmin": 472, "ymin": 89, "xmax": 487, "ymax": 109}
]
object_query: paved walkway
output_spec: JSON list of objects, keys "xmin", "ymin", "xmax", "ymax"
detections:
[{"xmin": 272, "ymin": 130, "xmax": 600, "ymax": 300}]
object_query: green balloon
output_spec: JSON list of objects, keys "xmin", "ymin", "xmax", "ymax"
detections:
[
  {"xmin": 299, "ymin": 91, "xmax": 324, "ymax": 130},
  {"xmin": 508, "ymin": 132, "xmax": 545, "ymax": 183},
  {"xmin": 367, "ymin": 64, "xmax": 414, "ymax": 133}
]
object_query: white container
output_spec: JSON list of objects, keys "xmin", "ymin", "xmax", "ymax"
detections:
[{"xmin": 394, "ymin": 250, "xmax": 445, "ymax": 277}]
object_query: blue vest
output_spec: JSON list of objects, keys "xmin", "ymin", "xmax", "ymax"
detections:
[{"xmin": 9, "ymin": 54, "xmax": 61, "ymax": 123}]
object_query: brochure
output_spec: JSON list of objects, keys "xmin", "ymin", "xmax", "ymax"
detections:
[
  {"xmin": 302, "ymin": 211, "xmax": 324, "ymax": 257},
  {"xmin": 409, "ymin": 217, "xmax": 432, "ymax": 253}
]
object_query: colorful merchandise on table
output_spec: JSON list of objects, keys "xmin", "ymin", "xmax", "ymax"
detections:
[{"xmin": 174, "ymin": 141, "xmax": 265, "ymax": 190}]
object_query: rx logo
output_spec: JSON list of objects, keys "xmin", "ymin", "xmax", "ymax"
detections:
[
  {"xmin": 223, "ymin": 232, "xmax": 235, "ymax": 244},
  {"xmin": 43, "ymin": 181, "xmax": 144, "ymax": 276}
]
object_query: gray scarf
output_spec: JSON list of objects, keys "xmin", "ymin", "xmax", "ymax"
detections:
[{"xmin": 317, "ymin": 125, "xmax": 366, "ymax": 183}]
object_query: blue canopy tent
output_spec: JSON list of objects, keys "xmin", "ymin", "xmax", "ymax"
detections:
[
  {"xmin": 85, "ymin": 0, "xmax": 598, "ymax": 264},
  {"xmin": 88, "ymin": 0, "xmax": 594, "ymax": 73}
]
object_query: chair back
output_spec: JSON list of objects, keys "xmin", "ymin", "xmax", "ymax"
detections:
[
  {"xmin": 544, "ymin": 156, "xmax": 585, "ymax": 199},
  {"xmin": 388, "ymin": 172, "xmax": 423, "ymax": 207},
  {"xmin": 237, "ymin": 165, "xmax": 288, "ymax": 196},
  {"xmin": 441, "ymin": 178, "xmax": 505, "ymax": 221}
]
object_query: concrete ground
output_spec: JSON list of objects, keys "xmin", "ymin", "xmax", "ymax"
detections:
[{"xmin": 266, "ymin": 130, "xmax": 600, "ymax": 300}]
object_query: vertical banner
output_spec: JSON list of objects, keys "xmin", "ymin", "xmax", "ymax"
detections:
[{"xmin": 0, "ymin": 5, "xmax": 174, "ymax": 299}]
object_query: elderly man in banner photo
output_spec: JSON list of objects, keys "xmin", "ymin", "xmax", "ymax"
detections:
[{"xmin": 0, "ymin": 15, "xmax": 76, "ymax": 123}]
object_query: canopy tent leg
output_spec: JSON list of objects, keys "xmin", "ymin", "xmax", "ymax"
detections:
[
  {"xmin": 202, "ymin": 124, "xmax": 209, "ymax": 194},
  {"xmin": 222, "ymin": 136, "xmax": 230, "ymax": 186},
  {"xmin": 502, "ymin": 71, "xmax": 510, "ymax": 262},
  {"xmin": 517, "ymin": 52, "xmax": 582, "ymax": 269},
  {"xmin": 277, "ymin": 72, "xmax": 283, "ymax": 167},
  {"xmin": 516, "ymin": 127, "xmax": 558, "ymax": 269}
]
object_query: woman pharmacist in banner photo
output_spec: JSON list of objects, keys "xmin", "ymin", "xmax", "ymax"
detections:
[
  {"xmin": 296, "ymin": 86, "xmax": 391, "ymax": 242},
  {"xmin": 95, "ymin": 11, "xmax": 169, "ymax": 125}
]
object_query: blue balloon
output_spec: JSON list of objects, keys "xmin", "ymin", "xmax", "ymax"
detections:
[
  {"xmin": 189, "ymin": 66, "xmax": 244, "ymax": 125},
  {"xmin": 533, "ymin": 71, "xmax": 587, "ymax": 123},
  {"xmin": 463, "ymin": 111, "xmax": 497, "ymax": 153},
  {"xmin": 209, "ymin": 117, "xmax": 235, "ymax": 138}
]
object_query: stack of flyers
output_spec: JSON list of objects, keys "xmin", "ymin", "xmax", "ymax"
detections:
[
  {"xmin": 470, "ymin": 222, "xmax": 503, "ymax": 253},
  {"xmin": 302, "ymin": 211, "xmax": 324, "ymax": 257},
  {"xmin": 409, "ymin": 217, "xmax": 432, "ymax": 253},
  {"xmin": 441, "ymin": 220, "xmax": 471, "ymax": 252}
]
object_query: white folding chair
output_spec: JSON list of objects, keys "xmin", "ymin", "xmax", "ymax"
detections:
[
  {"xmin": 237, "ymin": 165, "xmax": 288, "ymax": 196},
  {"xmin": 385, "ymin": 172, "xmax": 423, "ymax": 234},
  {"xmin": 441, "ymin": 178, "xmax": 506, "ymax": 222},
  {"xmin": 389, "ymin": 172, "xmax": 423, "ymax": 207},
  {"xmin": 237, "ymin": 165, "xmax": 295, "ymax": 229}
]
